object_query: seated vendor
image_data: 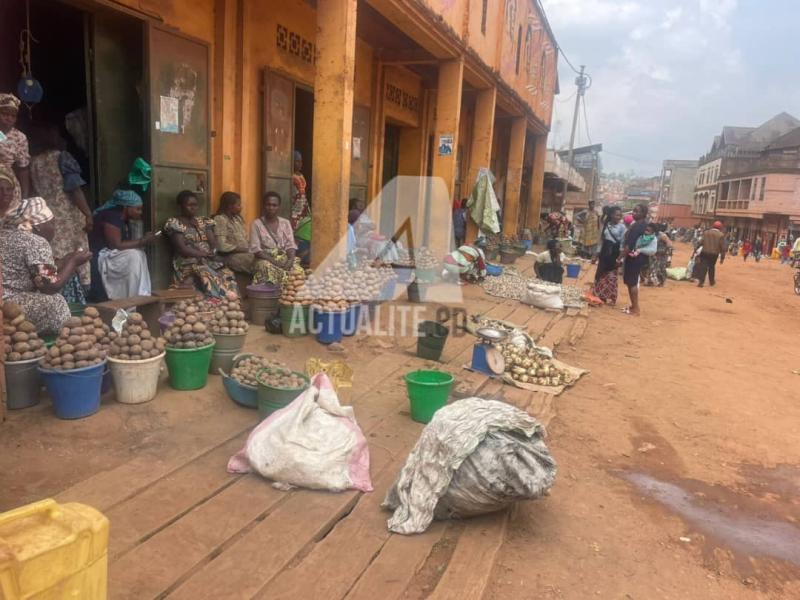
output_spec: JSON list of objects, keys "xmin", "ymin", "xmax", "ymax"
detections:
[
  {"xmin": 443, "ymin": 244, "xmax": 487, "ymax": 284},
  {"xmin": 534, "ymin": 239, "xmax": 567, "ymax": 284},
  {"xmin": 213, "ymin": 191, "xmax": 255, "ymax": 274},
  {"xmin": 164, "ymin": 190, "xmax": 239, "ymax": 299},
  {"xmin": 88, "ymin": 189, "xmax": 157, "ymax": 301},
  {"xmin": 0, "ymin": 169, "xmax": 92, "ymax": 334},
  {"xmin": 250, "ymin": 191, "xmax": 304, "ymax": 286}
]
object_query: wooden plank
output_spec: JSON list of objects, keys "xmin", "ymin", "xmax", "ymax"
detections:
[
  {"xmin": 539, "ymin": 313, "xmax": 573, "ymax": 351},
  {"xmin": 567, "ymin": 317, "xmax": 589, "ymax": 347},
  {"xmin": 427, "ymin": 511, "xmax": 509, "ymax": 600},
  {"xmin": 106, "ymin": 434, "xmax": 246, "ymax": 559},
  {"xmin": 109, "ymin": 476, "xmax": 285, "ymax": 599},
  {"xmin": 525, "ymin": 309, "xmax": 557, "ymax": 341},
  {"xmin": 344, "ymin": 522, "xmax": 447, "ymax": 600}
]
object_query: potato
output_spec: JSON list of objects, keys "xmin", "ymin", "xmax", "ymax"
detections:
[
  {"xmin": 81, "ymin": 315, "xmax": 94, "ymax": 326},
  {"xmin": 21, "ymin": 350, "xmax": 35, "ymax": 360},
  {"xmin": 8, "ymin": 352, "xmax": 22, "ymax": 361},
  {"xmin": 141, "ymin": 339, "xmax": 155, "ymax": 351},
  {"xmin": 109, "ymin": 346, "xmax": 119, "ymax": 356},
  {"xmin": 180, "ymin": 324, "xmax": 193, "ymax": 334},
  {"xmin": 11, "ymin": 331, "xmax": 29, "ymax": 343},
  {"xmin": 19, "ymin": 321, "xmax": 36, "ymax": 333},
  {"xmin": 186, "ymin": 315, "xmax": 198, "ymax": 324},
  {"xmin": 49, "ymin": 346, "xmax": 60, "ymax": 358},
  {"xmin": 128, "ymin": 312, "xmax": 143, "ymax": 323},
  {"xmin": 128, "ymin": 324, "xmax": 142, "ymax": 334},
  {"xmin": 11, "ymin": 314, "xmax": 25, "ymax": 327},
  {"xmin": 13, "ymin": 342, "xmax": 31, "ymax": 353},
  {"xmin": 71, "ymin": 326, "xmax": 86, "ymax": 336},
  {"xmin": 130, "ymin": 344, "xmax": 142, "ymax": 355},
  {"xmin": 76, "ymin": 360, "xmax": 89, "ymax": 369},
  {"xmin": 75, "ymin": 350, "xmax": 89, "ymax": 361},
  {"xmin": 2, "ymin": 302, "xmax": 22, "ymax": 319},
  {"xmin": 51, "ymin": 356, "xmax": 62, "ymax": 365},
  {"xmin": 75, "ymin": 341, "xmax": 91, "ymax": 352},
  {"xmin": 84, "ymin": 307, "xmax": 100, "ymax": 318},
  {"xmin": 139, "ymin": 329, "xmax": 152, "ymax": 340},
  {"xmin": 185, "ymin": 341, "xmax": 197, "ymax": 348},
  {"xmin": 119, "ymin": 353, "xmax": 131, "ymax": 360},
  {"xmin": 192, "ymin": 322, "xmax": 206, "ymax": 334},
  {"xmin": 93, "ymin": 328, "xmax": 105, "ymax": 338},
  {"xmin": 62, "ymin": 343, "xmax": 76, "ymax": 354},
  {"xmin": 128, "ymin": 334, "xmax": 141, "ymax": 345},
  {"xmin": 62, "ymin": 361, "xmax": 76, "ymax": 370}
]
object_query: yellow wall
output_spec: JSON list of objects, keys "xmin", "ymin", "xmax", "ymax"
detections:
[
  {"xmin": 423, "ymin": 0, "xmax": 468, "ymax": 39},
  {"xmin": 135, "ymin": 0, "xmax": 216, "ymax": 42},
  {"xmin": 465, "ymin": 0, "xmax": 500, "ymax": 69}
]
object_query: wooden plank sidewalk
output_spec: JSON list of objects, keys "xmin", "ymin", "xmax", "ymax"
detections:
[{"xmin": 45, "ymin": 260, "xmax": 594, "ymax": 599}]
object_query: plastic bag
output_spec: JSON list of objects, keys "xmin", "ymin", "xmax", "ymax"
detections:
[
  {"xmin": 383, "ymin": 398, "xmax": 556, "ymax": 534},
  {"xmin": 523, "ymin": 281, "xmax": 564, "ymax": 310},
  {"xmin": 227, "ymin": 373, "xmax": 373, "ymax": 492}
]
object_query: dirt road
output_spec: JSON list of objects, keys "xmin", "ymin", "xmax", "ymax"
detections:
[{"xmin": 487, "ymin": 244, "xmax": 800, "ymax": 599}]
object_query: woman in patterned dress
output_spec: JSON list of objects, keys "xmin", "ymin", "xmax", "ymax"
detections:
[
  {"xmin": 0, "ymin": 93, "xmax": 32, "ymax": 197},
  {"xmin": 163, "ymin": 190, "xmax": 239, "ymax": 299},
  {"xmin": 250, "ymin": 191, "xmax": 304, "ymax": 286},
  {"xmin": 592, "ymin": 205, "xmax": 626, "ymax": 305},
  {"xmin": 290, "ymin": 150, "xmax": 310, "ymax": 230},
  {"xmin": 30, "ymin": 123, "xmax": 93, "ymax": 303},
  {"xmin": 0, "ymin": 177, "xmax": 92, "ymax": 334}
]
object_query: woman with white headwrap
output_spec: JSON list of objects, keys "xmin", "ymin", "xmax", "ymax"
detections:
[
  {"xmin": 0, "ymin": 166, "xmax": 92, "ymax": 334},
  {"xmin": 0, "ymin": 93, "xmax": 32, "ymax": 197}
]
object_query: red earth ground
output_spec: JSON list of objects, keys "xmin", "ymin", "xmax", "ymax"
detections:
[{"xmin": 486, "ymin": 244, "xmax": 800, "ymax": 599}]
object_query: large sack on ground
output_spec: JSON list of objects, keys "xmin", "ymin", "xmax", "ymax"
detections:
[
  {"xmin": 523, "ymin": 281, "xmax": 564, "ymax": 310},
  {"xmin": 228, "ymin": 373, "xmax": 373, "ymax": 492},
  {"xmin": 382, "ymin": 398, "xmax": 556, "ymax": 534}
]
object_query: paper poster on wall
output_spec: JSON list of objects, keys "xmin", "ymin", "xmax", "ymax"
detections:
[
  {"xmin": 438, "ymin": 134, "xmax": 454, "ymax": 156},
  {"xmin": 160, "ymin": 95, "xmax": 180, "ymax": 134},
  {"xmin": 353, "ymin": 137, "xmax": 362, "ymax": 160}
]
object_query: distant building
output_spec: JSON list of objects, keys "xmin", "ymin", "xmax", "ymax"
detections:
[
  {"xmin": 692, "ymin": 112, "xmax": 800, "ymax": 252},
  {"xmin": 656, "ymin": 159, "xmax": 698, "ymax": 227},
  {"xmin": 557, "ymin": 144, "xmax": 602, "ymax": 213}
]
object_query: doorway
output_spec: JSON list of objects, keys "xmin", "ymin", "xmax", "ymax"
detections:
[
  {"xmin": 1, "ymin": 0, "xmax": 145, "ymax": 208},
  {"xmin": 381, "ymin": 123, "xmax": 401, "ymax": 234},
  {"xmin": 293, "ymin": 86, "xmax": 314, "ymax": 208}
]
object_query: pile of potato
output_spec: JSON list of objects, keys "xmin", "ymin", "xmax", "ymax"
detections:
[
  {"xmin": 498, "ymin": 343, "xmax": 573, "ymax": 387},
  {"xmin": 108, "ymin": 313, "xmax": 165, "ymax": 360},
  {"xmin": 279, "ymin": 269, "xmax": 313, "ymax": 307},
  {"xmin": 256, "ymin": 364, "xmax": 307, "ymax": 389},
  {"xmin": 2, "ymin": 302, "xmax": 48, "ymax": 362},
  {"xmin": 393, "ymin": 247, "xmax": 439, "ymax": 269},
  {"xmin": 163, "ymin": 299, "xmax": 215, "ymax": 349},
  {"xmin": 41, "ymin": 308, "xmax": 108, "ymax": 371},
  {"xmin": 211, "ymin": 297, "xmax": 248, "ymax": 335},
  {"xmin": 304, "ymin": 261, "xmax": 395, "ymax": 311},
  {"xmin": 230, "ymin": 355, "xmax": 287, "ymax": 387}
]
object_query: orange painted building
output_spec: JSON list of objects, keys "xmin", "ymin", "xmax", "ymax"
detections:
[{"xmin": 1, "ymin": 0, "xmax": 559, "ymax": 275}]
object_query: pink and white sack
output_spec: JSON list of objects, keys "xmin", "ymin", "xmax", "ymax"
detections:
[{"xmin": 227, "ymin": 373, "xmax": 373, "ymax": 492}]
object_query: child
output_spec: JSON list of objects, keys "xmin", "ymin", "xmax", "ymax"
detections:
[{"xmin": 629, "ymin": 223, "xmax": 657, "ymax": 258}]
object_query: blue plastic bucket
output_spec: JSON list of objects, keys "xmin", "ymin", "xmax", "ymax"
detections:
[
  {"xmin": 39, "ymin": 361, "xmax": 106, "ymax": 419},
  {"xmin": 486, "ymin": 263, "xmax": 503, "ymax": 276},
  {"xmin": 566, "ymin": 263, "xmax": 581, "ymax": 278},
  {"xmin": 392, "ymin": 265, "xmax": 414, "ymax": 283},
  {"xmin": 378, "ymin": 279, "xmax": 396, "ymax": 302},
  {"xmin": 523, "ymin": 240, "xmax": 533, "ymax": 251},
  {"xmin": 312, "ymin": 309, "xmax": 345, "ymax": 344},
  {"xmin": 342, "ymin": 304, "xmax": 362, "ymax": 336}
]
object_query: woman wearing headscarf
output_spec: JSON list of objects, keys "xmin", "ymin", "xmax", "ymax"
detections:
[
  {"xmin": 291, "ymin": 150, "xmax": 310, "ymax": 230},
  {"xmin": 213, "ymin": 191, "xmax": 255, "ymax": 274},
  {"xmin": 164, "ymin": 190, "xmax": 239, "ymax": 298},
  {"xmin": 443, "ymin": 244, "xmax": 487, "ymax": 283},
  {"xmin": 0, "ymin": 182, "xmax": 92, "ymax": 334},
  {"xmin": 29, "ymin": 122, "xmax": 93, "ymax": 303},
  {"xmin": 88, "ymin": 189, "xmax": 157, "ymax": 301},
  {"xmin": 0, "ymin": 93, "xmax": 32, "ymax": 197},
  {"xmin": 250, "ymin": 191, "xmax": 304, "ymax": 286}
]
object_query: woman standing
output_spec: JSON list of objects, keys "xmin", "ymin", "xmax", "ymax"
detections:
[
  {"xmin": 0, "ymin": 187, "xmax": 91, "ymax": 334},
  {"xmin": 742, "ymin": 239, "xmax": 752, "ymax": 262},
  {"xmin": 164, "ymin": 190, "xmax": 239, "ymax": 298},
  {"xmin": 213, "ymin": 191, "xmax": 255, "ymax": 274},
  {"xmin": 89, "ymin": 189, "xmax": 156, "ymax": 301},
  {"xmin": 593, "ymin": 206, "xmax": 625, "ymax": 304},
  {"xmin": 621, "ymin": 203, "xmax": 656, "ymax": 316},
  {"xmin": 290, "ymin": 151, "xmax": 310, "ymax": 230},
  {"xmin": 0, "ymin": 93, "xmax": 32, "ymax": 197},
  {"xmin": 250, "ymin": 191, "xmax": 304, "ymax": 286},
  {"xmin": 30, "ymin": 123, "xmax": 93, "ymax": 303},
  {"xmin": 643, "ymin": 224, "xmax": 673, "ymax": 287}
]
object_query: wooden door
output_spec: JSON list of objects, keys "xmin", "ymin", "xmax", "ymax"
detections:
[
  {"xmin": 262, "ymin": 70, "xmax": 295, "ymax": 218},
  {"xmin": 147, "ymin": 24, "xmax": 211, "ymax": 289}
]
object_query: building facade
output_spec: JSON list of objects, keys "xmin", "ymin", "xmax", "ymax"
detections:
[
  {"xmin": 692, "ymin": 113, "xmax": 800, "ymax": 241},
  {"xmin": 0, "ymin": 0, "xmax": 560, "ymax": 280}
]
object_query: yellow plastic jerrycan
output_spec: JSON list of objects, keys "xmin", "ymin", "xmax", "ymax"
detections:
[{"xmin": 0, "ymin": 499, "xmax": 109, "ymax": 599}]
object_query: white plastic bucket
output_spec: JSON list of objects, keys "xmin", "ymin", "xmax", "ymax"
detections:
[{"xmin": 107, "ymin": 353, "xmax": 165, "ymax": 404}]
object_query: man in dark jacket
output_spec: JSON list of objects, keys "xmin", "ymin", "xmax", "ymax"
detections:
[{"xmin": 697, "ymin": 221, "xmax": 725, "ymax": 288}]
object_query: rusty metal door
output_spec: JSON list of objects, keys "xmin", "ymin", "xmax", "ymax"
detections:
[
  {"xmin": 262, "ymin": 70, "xmax": 295, "ymax": 218},
  {"xmin": 146, "ymin": 24, "xmax": 211, "ymax": 289},
  {"xmin": 350, "ymin": 104, "xmax": 370, "ymax": 204}
]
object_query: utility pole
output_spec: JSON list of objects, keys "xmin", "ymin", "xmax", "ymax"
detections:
[{"xmin": 561, "ymin": 65, "xmax": 589, "ymax": 210}]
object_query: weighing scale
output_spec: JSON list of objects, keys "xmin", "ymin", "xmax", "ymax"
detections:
[{"xmin": 471, "ymin": 327, "xmax": 507, "ymax": 376}]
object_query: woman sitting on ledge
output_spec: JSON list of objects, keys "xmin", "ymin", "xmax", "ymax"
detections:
[
  {"xmin": 250, "ymin": 191, "xmax": 304, "ymax": 286},
  {"xmin": 164, "ymin": 189, "xmax": 239, "ymax": 298}
]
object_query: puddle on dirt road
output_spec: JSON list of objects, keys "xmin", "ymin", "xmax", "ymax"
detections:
[{"xmin": 622, "ymin": 472, "xmax": 800, "ymax": 567}]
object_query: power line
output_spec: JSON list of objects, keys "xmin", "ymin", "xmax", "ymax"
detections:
[
  {"xmin": 557, "ymin": 91, "xmax": 576, "ymax": 104},
  {"xmin": 558, "ymin": 46, "xmax": 583, "ymax": 76}
]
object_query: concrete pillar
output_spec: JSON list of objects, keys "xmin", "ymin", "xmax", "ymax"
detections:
[
  {"xmin": 502, "ymin": 116, "xmax": 526, "ymax": 236},
  {"xmin": 525, "ymin": 134, "xmax": 548, "ymax": 231},
  {"xmin": 310, "ymin": 0, "xmax": 358, "ymax": 267},
  {"xmin": 465, "ymin": 87, "xmax": 496, "ymax": 241},
  {"xmin": 429, "ymin": 58, "xmax": 464, "ymax": 252}
]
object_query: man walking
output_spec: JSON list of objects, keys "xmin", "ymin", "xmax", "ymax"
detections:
[{"xmin": 697, "ymin": 221, "xmax": 725, "ymax": 288}]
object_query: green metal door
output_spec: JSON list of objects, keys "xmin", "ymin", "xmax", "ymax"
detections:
[{"xmin": 146, "ymin": 25, "xmax": 211, "ymax": 290}]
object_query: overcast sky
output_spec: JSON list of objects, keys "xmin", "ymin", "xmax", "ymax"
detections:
[{"xmin": 541, "ymin": 0, "xmax": 800, "ymax": 175}]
